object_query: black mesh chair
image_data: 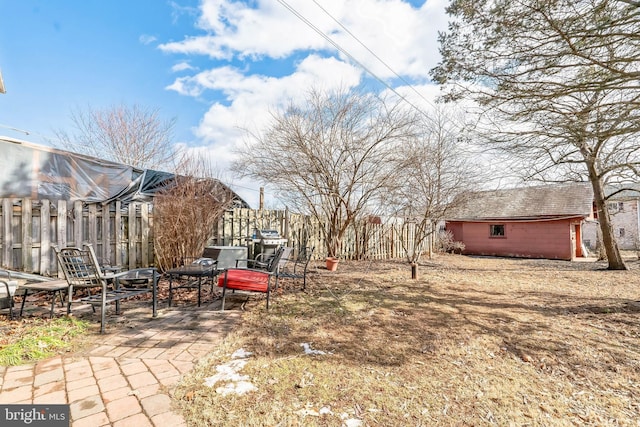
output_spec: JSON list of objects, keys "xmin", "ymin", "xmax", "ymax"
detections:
[
  {"xmin": 55, "ymin": 244, "xmax": 158, "ymax": 333},
  {"xmin": 275, "ymin": 246, "xmax": 315, "ymax": 290}
]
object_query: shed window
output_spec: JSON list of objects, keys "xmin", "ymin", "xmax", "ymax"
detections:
[{"xmin": 490, "ymin": 224, "xmax": 505, "ymax": 237}]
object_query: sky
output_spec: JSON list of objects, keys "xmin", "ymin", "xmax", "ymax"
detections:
[{"xmin": 0, "ymin": 0, "xmax": 450, "ymax": 208}]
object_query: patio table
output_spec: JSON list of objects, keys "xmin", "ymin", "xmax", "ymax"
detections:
[{"xmin": 166, "ymin": 263, "xmax": 219, "ymax": 307}]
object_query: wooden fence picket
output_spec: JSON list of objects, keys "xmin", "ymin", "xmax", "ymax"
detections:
[{"xmin": 0, "ymin": 198, "xmax": 430, "ymax": 275}]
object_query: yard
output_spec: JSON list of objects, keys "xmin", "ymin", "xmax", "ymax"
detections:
[
  {"xmin": 172, "ymin": 254, "xmax": 640, "ymax": 426},
  {"xmin": 2, "ymin": 253, "xmax": 639, "ymax": 425}
]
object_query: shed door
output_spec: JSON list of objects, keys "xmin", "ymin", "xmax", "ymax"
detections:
[{"xmin": 571, "ymin": 223, "xmax": 583, "ymax": 258}]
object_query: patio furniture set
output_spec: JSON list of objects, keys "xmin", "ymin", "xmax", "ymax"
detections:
[{"xmin": 0, "ymin": 243, "xmax": 314, "ymax": 333}]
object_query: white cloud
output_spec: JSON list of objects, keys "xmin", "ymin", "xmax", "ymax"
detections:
[
  {"xmin": 168, "ymin": 55, "xmax": 361, "ymax": 138},
  {"xmin": 174, "ymin": 55, "xmax": 362, "ymax": 207},
  {"xmin": 161, "ymin": 0, "xmax": 450, "ymax": 207},
  {"xmin": 139, "ymin": 34, "xmax": 158, "ymax": 45},
  {"xmin": 171, "ymin": 62, "xmax": 196, "ymax": 72},
  {"xmin": 159, "ymin": 0, "xmax": 449, "ymax": 74}
]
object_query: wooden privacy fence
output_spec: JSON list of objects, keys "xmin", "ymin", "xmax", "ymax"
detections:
[
  {"xmin": 0, "ymin": 198, "xmax": 154, "ymax": 276},
  {"xmin": 213, "ymin": 209, "xmax": 433, "ymax": 261},
  {"xmin": 1, "ymin": 200, "xmax": 432, "ymax": 275}
]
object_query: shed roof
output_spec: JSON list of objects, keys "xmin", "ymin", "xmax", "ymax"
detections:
[{"xmin": 447, "ymin": 183, "xmax": 593, "ymax": 221}]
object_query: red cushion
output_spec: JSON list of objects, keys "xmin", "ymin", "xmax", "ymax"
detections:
[{"xmin": 218, "ymin": 269, "xmax": 269, "ymax": 292}]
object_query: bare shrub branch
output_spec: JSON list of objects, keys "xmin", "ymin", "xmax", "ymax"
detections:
[{"xmin": 153, "ymin": 157, "xmax": 235, "ymax": 272}]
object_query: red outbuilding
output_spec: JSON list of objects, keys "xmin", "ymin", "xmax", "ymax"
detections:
[{"xmin": 445, "ymin": 183, "xmax": 594, "ymax": 261}]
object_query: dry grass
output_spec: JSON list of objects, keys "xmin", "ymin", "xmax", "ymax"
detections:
[{"xmin": 173, "ymin": 254, "xmax": 640, "ymax": 426}]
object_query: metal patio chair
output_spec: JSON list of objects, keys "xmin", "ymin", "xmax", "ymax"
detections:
[
  {"xmin": 0, "ymin": 269, "xmax": 18, "ymax": 319},
  {"xmin": 55, "ymin": 244, "xmax": 158, "ymax": 333},
  {"xmin": 239, "ymin": 246, "xmax": 294, "ymax": 271},
  {"xmin": 218, "ymin": 246, "xmax": 287, "ymax": 310},
  {"xmin": 276, "ymin": 246, "xmax": 315, "ymax": 290}
]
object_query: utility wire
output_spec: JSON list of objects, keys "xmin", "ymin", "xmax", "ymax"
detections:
[
  {"xmin": 276, "ymin": 0, "xmax": 436, "ymax": 123},
  {"xmin": 231, "ymin": 183, "xmax": 263, "ymax": 192},
  {"xmin": 0, "ymin": 123, "xmax": 30, "ymax": 135},
  {"xmin": 310, "ymin": 0, "xmax": 438, "ymax": 112}
]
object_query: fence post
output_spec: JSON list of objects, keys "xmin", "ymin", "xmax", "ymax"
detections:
[
  {"xmin": 2, "ymin": 199, "xmax": 12, "ymax": 269},
  {"xmin": 73, "ymin": 201, "xmax": 82, "ymax": 247},
  {"xmin": 57, "ymin": 200, "xmax": 67, "ymax": 250},
  {"xmin": 128, "ymin": 202, "xmax": 136, "ymax": 269},
  {"xmin": 115, "ymin": 201, "xmax": 123, "ymax": 266},
  {"xmin": 40, "ymin": 199, "xmax": 51, "ymax": 275},
  {"xmin": 22, "ymin": 198, "xmax": 33, "ymax": 272},
  {"xmin": 284, "ymin": 207, "xmax": 290, "ymax": 245},
  {"xmin": 141, "ymin": 203, "xmax": 150, "ymax": 267},
  {"xmin": 88, "ymin": 203, "xmax": 98, "ymax": 249},
  {"xmin": 102, "ymin": 202, "xmax": 111, "ymax": 265}
]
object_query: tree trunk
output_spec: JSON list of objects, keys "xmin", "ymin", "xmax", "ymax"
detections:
[{"xmin": 587, "ymin": 163, "xmax": 627, "ymax": 270}]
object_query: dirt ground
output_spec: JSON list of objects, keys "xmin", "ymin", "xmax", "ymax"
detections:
[
  {"xmin": 315, "ymin": 254, "xmax": 640, "ymax": 425},
  {"xmin": 6, "ymin": 254, "xmax": 640, "ymax": 425}
]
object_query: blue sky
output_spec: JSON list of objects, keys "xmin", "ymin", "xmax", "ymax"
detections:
[
  {"xmin": 1, "ymin": 1, "xmax": 204, "ymax": 142},
  {"xmin": 0, "ymin": 0, "xmax": 449, "ymax": 207}
]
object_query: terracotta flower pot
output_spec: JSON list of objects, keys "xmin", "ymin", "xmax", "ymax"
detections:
[{"xmin": 325, "ymin": 256, "xmax": 339, "ymax": 271}]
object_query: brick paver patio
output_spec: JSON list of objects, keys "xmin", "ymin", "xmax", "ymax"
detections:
[{"xmin": 0, "ymin": 301, "xmax": 240, "ymax": 426}]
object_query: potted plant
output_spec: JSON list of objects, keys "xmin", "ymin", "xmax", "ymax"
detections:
[
  {"xmin": 325, "ymin": 255, "xmax": 339, "ymax": 271},
  {"xmin": 324, "ymin": 234, "xmax": 341, "ymax": 271}
]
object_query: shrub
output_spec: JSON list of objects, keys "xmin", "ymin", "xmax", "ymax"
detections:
[
  {"xmin": 154, "ymin": 175, "xmax": 235, "ymax": 272},
  {"xmin": 437, "ymin": 230, "xmax": 466, "ymax": 254}
]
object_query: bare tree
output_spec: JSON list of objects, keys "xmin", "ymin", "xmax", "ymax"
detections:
[
  {"xmin": 233, "ymin": 87, "xmax": 418, "ymax": 259},
  {"xmin": 431, "ymin": 0, "xmax": 640, "ymax": 270},
  {"xmin": 386, "ymin": 106, "xmax": 479, "ymax": 264},
  {"xmin": 55, "ymin": 103, "xmax": 177, "ymax": 170},
  {"xmin": 153, "ymin": 156, "xmax": 236, "ymax": 272}
]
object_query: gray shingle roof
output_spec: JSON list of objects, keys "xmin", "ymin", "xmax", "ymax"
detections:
[{"xmin": 447, "ymin": 183, "xmax": 593, "ymax": 220}]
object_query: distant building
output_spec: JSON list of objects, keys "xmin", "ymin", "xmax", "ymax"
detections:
[
  {"xmin": 445, "ymin": 183, "xmax": 594, "ymax": 260},
  {"xmin": 583, "ymin": 187, "xmax": 640, "ymax": 251}
]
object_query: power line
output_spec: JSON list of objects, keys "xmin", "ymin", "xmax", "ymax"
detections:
[
  {"xmin": 0, "ymin": 124, "xmax": 30, "ymax": 135},
  {"xmin": 310, "ymin": 0, "xmax": 438, "ymax": 112},
  {"xmin": 276, "ymin": 0, "xmax": 436, "ymax": 122},
  {"xmin": 231, "ymin": 182, "xmax": 263, "ymax": 192}
]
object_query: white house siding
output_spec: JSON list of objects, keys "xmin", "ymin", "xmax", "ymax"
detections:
[{"xmin": 583, "ymin": 198, "xmax": 640, "ymax": 251}]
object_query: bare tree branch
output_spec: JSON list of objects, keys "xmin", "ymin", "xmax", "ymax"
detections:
[
  {"xmin": 384, "ymin": 105, "xmax": 482, "ymax": 263},
  {"xmin": 233, "ymin": 86, "xmax": 418, "ymax": 258},
  {"xmin": 617, "ymin": 0, "xmax": 640, "ymax": 8},
  {"xmin": 54, "ymin": 103, "xmax": 177, "ymax": 170},
  {"xmin": 432, "ymin": 0, "xmax": 640, "ymax": 269}
]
